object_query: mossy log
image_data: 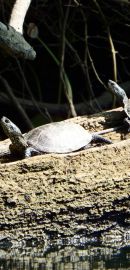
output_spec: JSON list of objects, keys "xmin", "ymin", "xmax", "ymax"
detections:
[{"xmin": 0, "ymin": 108, "xmax": 130, "ymax": 244}]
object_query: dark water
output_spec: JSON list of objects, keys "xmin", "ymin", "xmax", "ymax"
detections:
[{"xmin": 0, "ymin": 237, "xmax": 130, "ymax": 270}]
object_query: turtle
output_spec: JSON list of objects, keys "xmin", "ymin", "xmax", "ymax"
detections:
[
  {"xmin": 108, "ymin": 80, "xmax": 130, "ymax": 131},
  {"xmin": 0, "ymin": 116, "xmax": 112, "ymax": 158}
]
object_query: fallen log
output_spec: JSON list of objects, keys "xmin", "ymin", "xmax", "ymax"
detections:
[{"xmin": 0, "ymin": 107, "xmax": 129, "ymax": 245}]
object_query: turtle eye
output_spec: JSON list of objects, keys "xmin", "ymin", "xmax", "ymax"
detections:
[{"xmin": 4, "ymin": 118, "xmax": 10, "ymax": 124}]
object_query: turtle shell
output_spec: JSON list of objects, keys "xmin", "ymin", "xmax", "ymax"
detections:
[{"xmin": 25, "ymin": 122, "xmax": 92, "ymax": 153}]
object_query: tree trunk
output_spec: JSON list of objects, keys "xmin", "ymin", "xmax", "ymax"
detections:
[{"xmin": 0, "ymin": 107, "xmax": 129, "ymax": 245}]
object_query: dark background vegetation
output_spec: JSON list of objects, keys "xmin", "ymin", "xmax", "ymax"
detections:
[{"xmin": 0, "ymin": 0, "xmax": 130, "ymax": 132}]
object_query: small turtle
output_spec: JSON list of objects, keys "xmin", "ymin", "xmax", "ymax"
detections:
[
  {"xmin": 1, "ymin": 116, "xmax": 112, "ymax": 158},
  {"xmin": 108, "ymin": 80, "xmax": 130, "ymax": 131}
]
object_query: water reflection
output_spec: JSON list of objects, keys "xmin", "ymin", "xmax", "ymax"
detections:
[{"xmin": 0, "ymin": 241, "xmax": 130, "ymax": 270}]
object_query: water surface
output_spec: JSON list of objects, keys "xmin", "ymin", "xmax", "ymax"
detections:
[{"xmin": 0, "ymin": 237, "xmax": 129, "ymax": 270}]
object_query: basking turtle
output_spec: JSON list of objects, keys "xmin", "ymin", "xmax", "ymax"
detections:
[
  {"xmin": 1, "ymin": 116, "xmax": 112, "ymax": 158},
  {"xmin": 108, "ymin": 80, "xmax": 130, "ymax": 130}
]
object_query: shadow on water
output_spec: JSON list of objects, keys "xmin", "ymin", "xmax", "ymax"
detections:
[{"xmin": 0, "ymin": 237, "xmax": 130, "ymax": 270}]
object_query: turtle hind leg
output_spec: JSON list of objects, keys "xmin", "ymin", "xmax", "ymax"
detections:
[
  {"xmin": 92, "ymin": 134, "xmax": 112, "ymax": 144},
  {"xmin": 123, "ymin": 117, "xmax": 130, "ymax": 132},
  {"xmin": 24, "ymin": 147, "xmax": 42, "ymax": 158}
]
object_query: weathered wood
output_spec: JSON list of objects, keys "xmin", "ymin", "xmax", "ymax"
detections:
[
  {"xmin": 0, "ymin": 107, "xmax": 129, "ymax": 243},
  {"xmin": 0, "ymin": 22, "xmax": 36, "ymax": 60}
]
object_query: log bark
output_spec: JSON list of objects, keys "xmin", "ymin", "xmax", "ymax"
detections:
[
  {"xmin": 0, "ymin": 22, "xmax": 36, "ymax": 60},
  {"xmin": 0, "ymin": 107, "xmax": 130, "ymax": 244}
]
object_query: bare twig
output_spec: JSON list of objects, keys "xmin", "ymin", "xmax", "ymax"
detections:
[
  {"xmin": 58, "ymin": 0, "xmax": 77, "ymax": 117},
  {"xmin": 0, "ymin": 75, "xmax": 33, "ymax": 129},
  {"xmin": 92, "ymin": 0, "xmax": 117, "ymax": 107},
  {"xmin": 87, "ymin": 48, "xmax": 107, "ymax": 90},
  {"xmin": 15, "ymin": 59, "xmax": 52, "ymax": 122},
  {"xmin": 80, "ymin": 8, "xmax": 102, "ymax": 112},
  {"xmin": 92, "ymin": 0, "xmax": 117, "ymax": 82},
  {"xmin": 106, "ymin": 0, "xmax": 130, "ymax": 6}
]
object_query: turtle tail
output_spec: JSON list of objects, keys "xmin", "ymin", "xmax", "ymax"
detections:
[{"xmin": 92, "ymin": 134, "xmax": 112, "ymax": 144}]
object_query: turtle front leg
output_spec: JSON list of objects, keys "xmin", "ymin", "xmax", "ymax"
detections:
[{"xmin": 24, "ymin": 147, "xmax": 41, "ymax": 158}]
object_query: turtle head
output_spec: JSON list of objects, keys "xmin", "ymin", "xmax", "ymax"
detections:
[
  {"xmin": 1, "ymin": 116, "xmax": 22, "ymax": 137},
  {"xmin": 108, "ymin": 80, "xmax": 127, "ymax": 102},
  {"xmin": 1, "ymin": 117, "xmax": 39, "ymax": 158},
  {"xmin": 1, "ymin": 116, "xmax": 24, "ymax": 146},
  {"xmin": 1, "ymin": 117, "xmax": 30, "ymax": 157}
]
